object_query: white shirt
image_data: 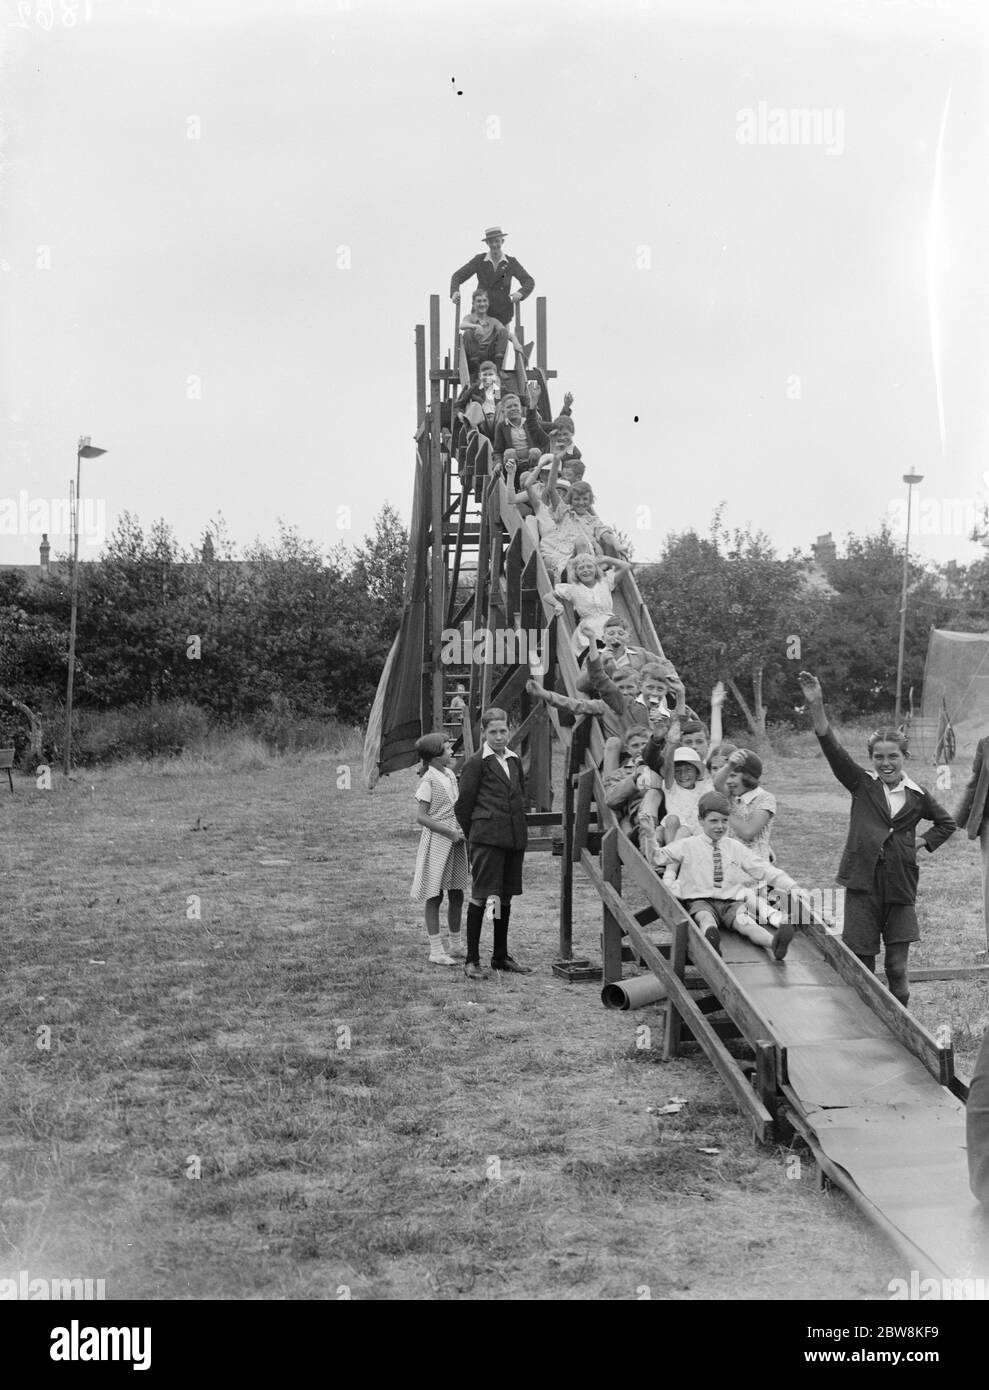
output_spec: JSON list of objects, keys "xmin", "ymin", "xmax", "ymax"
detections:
[
  {"xmin": 482, "ymin": 740, "xmax": 518, "ymax": 780},
  {"xmin": 867, "ymin": 769, "xmax": 923, "ymax": 819},
  {"xmin": 657, "ymin": 833, "xmax": 796, "ymax": 901}
]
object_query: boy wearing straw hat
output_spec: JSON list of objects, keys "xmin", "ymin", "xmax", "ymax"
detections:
[{"xmin": 450, "ymin": 226, "xmax": 535, "ymax": 327}]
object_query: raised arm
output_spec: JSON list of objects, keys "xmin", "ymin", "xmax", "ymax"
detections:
[
  {"xmin": 797, "ymin": 671, "xmax": 862, "ymax": 795},
  {"xmin": 709, "ymin": 681, "xmax": 725, "ymax": 752},
  {"xmin": 543, "ymin": 454, "xmax": 563, "ymax": 511}
]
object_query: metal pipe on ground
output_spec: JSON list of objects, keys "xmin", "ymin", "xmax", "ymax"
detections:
[{"xmin": 601, "ymin": 975, "xmax": 669, "ymax": 1011}]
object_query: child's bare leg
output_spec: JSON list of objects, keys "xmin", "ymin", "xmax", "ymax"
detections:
[
  {"xmin": 661, "ymin": 813, "xmax": 680, "ymax": 844},
  {"xmin": 425, "ymin": 895, "xmax": 456, "ymax": 965},
  {"xmin": 730, "ymin": 908, "xmax": 775, "ymax": 951},
  {"xmin": 883, "ymin": 941, "xmax": 911, "ymax": 1007},
  {"xmin": 603, "ymin": 736, "xmax": 623, "ymax": 778},
  {"xmin": 690, "ymin": 907, "xmax": 723, "ymax": 956}
]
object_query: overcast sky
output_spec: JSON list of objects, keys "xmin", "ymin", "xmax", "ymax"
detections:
[{"xmin": 2, "ymin": 0, "xmax": 988, "ymax": 571}]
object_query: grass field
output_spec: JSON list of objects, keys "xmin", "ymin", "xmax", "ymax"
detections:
[{"xmin": 1, "ymin": 725, "xmax": 986, "ymax": 1301}]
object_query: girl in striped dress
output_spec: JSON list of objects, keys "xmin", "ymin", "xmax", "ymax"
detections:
[{"xmin": 411, "ymin": 733, "xmax": 470, "ymax": 965}]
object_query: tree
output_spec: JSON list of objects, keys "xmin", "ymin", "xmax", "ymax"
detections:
[
  {"xmin": 799, "ymin": 526, "xmax": 958, "ymax": 719},
  {"xmin": 637, "ymin": 511, "xmax": 813, "ymax": 745},
  {"xmin": 351, "ymin": 502, "xmax": 408, "ymax": 641}
]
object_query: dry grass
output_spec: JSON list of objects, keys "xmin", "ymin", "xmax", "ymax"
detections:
[{"xmin": 0, "ymin": 726, "xmax": 983, "ymax": 1300}]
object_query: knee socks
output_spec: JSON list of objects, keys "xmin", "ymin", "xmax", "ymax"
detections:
[
  {"xmin": 465, "ymin": 901, "xmax": 484, "ymax": 965},
  {"xmin": 884, "ymin": 942, "xmax": 911, "ymax": 1007},
  {"xmin": 492, "ymin": 903, "xmax": 511, "ymax": 962}
]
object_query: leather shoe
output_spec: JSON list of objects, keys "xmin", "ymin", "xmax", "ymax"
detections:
[
  {"xmin": 464, "ymin": 962, "xmax": 488, "ymax": 980},
  {"xmin": 491, "ymin": 956, "xmax": 533, "ymax": 974},
  {"xmin": 772, "ymin": 921, "xmax": 795, "ymax": 961}
]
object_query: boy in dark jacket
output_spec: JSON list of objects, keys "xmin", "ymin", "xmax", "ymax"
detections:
[
  {"xmin": 454, "ymin": 706, "xmax": 532, "ymax": 979},
  {"xmin": 798, "ymin": 671, "xmax": 956, "ymax": 1006},
  {"xmin": 450, "ymin": 226, "xmax": 535, "ymax": 326}
]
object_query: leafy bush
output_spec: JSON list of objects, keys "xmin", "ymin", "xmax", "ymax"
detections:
[{"xmin": 74, "ymin": 700, "xmax": 210, "ymax": 764}]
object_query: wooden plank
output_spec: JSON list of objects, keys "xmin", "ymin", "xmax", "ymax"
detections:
[
  {"xmin": 581, "ymin": 852, "xmax": 774, "ymax": 1142},
  {"xmin": 662, "ymin": 918, "xmax": 688, "ymax": 1058},
  {"xmin": 801, "ymin": 911, "xmax": 954, "ymax": 1088},
  {"xmin": 536, "ymin": 296, "xmax": 548, "ymax": 375},
  {"xmin": 908, "ymin": 966, "xmax": 989, "ymax": 982}
]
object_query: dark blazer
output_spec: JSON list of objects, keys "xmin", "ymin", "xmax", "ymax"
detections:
[
  {"xmin": 817, "ymin": 727, "xmax": 955, "ymax": 902},
  {"xmin": 492, "ymin": 407, "xmax": 548, "ymax": 461},
  {"xmin": 967, "ymin": 1025, "xmax": 989, "ymax": 1203},
  {"xmin": 450, "ymin": 254, "xmax": 535, "ymax": 326},
  {"xmin": 954, "ymin": 736, "xmax": 989, "ymax": 839},
  {"xmin": 455, "ymin": 749, "xmax": 528, "ymax": 850}
]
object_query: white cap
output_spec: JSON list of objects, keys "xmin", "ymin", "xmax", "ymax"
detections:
[{"xmin": 673, "ymin": 747, "xmax": 704, "ymax": 767}]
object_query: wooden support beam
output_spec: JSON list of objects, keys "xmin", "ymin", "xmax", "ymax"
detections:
[
  {"xmin": 581, "ymin": 852, "xmax": 774, "ymax": 1142},
  {"xmin": 753, "ymin": 1041, "xmax": 780, "ymax": 1126},
  {"xmin": 601, "ymin": 828, "xmax": 623, "ymax": 982},
  {"xmin": 429, "ymin": 296, "xmax": 444, "ymax": 734},
  {"xmin": 801, "ymin": 911, "xmax": 954, "ymax": 1088},
  {"xmin": 572, "ymin": 766, "xmax": 595, "ymax": 859},
  {"xmin": 536, "ymin": 296, "xmax": 548, "ymax": 374},
  {"xmin": 683, "ymin": 920, "xmax": 788, "ymax": 1083},
  {"xmin": 559, "ymin": 740, "xmax": 575, "ymax": 962},
  {"xmin": 467, "ymin": 478, "xmax": 492, "ymax": 735},
  {"xmin": 505, "ymin": 529, "xmax": 523, "ymax": 616},
  {"xmin": 662, "ymin": 918, "xmax": 688, "ymax": 1059},
  {"xmin": 415, "ymin": 324, "xmax": 426, "ymax": 427}
]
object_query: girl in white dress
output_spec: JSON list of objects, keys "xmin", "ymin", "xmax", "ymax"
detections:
[
  {"xmin": 410, "ymin": 733, "xmax": 471, "ymax": 965},
  {"xmin": 550, "ymin": 552, "xmax": 633, "ymax": 656}
]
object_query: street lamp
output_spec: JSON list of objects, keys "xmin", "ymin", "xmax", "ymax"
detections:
[
  {"xmin": 63, "ymin": 436, "xmax": 107, "ymax": 775},
  {"xmin": 894, "ymin": 470, "xmax": 924, "ymax": 725}
]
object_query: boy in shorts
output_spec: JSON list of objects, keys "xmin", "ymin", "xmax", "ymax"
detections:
[{"xmin": 657, "ymin": 791, "xmax": 806, "ymax": 960}]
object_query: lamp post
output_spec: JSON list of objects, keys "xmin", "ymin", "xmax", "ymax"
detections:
[
  {"xmin": 63, "ymin": 436, "xmax": 107, "ymax": 775},
  {"xmin": 894, "ymin": 470, "xmax": 924, "ymax": 725}
]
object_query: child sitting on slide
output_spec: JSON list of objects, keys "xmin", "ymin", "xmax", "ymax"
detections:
[
  {"xmin": 603, "ymin": 726, "xmax": 660, "ymax": 846},
  {"xmin": 657, "ymin": 791, "xmax": 806, "ymax": 961}
]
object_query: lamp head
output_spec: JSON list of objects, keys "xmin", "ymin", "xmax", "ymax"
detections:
[{"xmin": 902, "ymin": 471, "xmax": 924, "ymax": 486}]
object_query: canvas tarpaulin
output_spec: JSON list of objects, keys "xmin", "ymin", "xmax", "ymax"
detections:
[{"xmin": 362, "ymin": 444, "xmax": 431, "ymax": 788}]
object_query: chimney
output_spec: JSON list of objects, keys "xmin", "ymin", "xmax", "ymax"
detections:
[
  {"xmin": 39, "ymin": 533, "xmax": 50, "ymax": 572},
  {"xmin": 811, "ymin": 532, "xmax": 836, "ymax": 568}
]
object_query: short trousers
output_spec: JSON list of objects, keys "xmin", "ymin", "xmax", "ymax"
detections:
[
  {"xmin": 842, "ymin": 891, "xmax": 919, "ymax": 955},
  {"xmin": 469, "ymin": 843, "xmax": 525, "ymax": 900},
  {"xmin": 684, "ymin": 898, "xmax": 745, "ymax": 932}
]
